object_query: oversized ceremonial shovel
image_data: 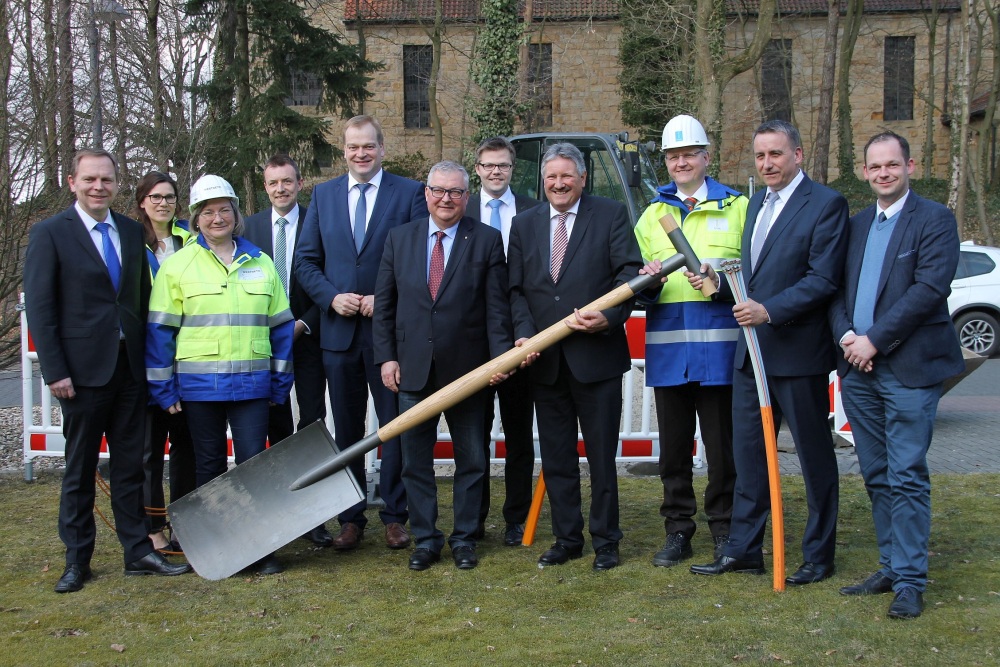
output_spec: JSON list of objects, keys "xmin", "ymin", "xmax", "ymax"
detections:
[
  {"xmin": 171, "ymin": 246, "xmax": 715, "ymax": 580},
  {"xmin": 720, "ymin": 259, "xmax": 786, "ymax": 592}
]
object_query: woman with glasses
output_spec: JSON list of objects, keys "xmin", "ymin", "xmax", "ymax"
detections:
[
  {"xmin": 146, "ymin": 174, "xmax": 294, "ymax": 575},
  {"xmin": 134, "ymin": 171, "xmax": 195, "ymax": 554}
]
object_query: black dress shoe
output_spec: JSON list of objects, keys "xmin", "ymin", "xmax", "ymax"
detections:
[
  {"xmin": 409, "ymin": 548, "xmax": 441, "ymax": 571},
  {"xmin": 786, "ymin": 562, "xmax": 835, "ymax": 586},
  {"xmin": 840, "ymin": 571, "xmax": 895, "ymax": 596},
  {"xmin": 690, "ymin": 554, "xmax": 765, "ymax": 576},
  {"xmin": 538, "ymin": 543, "xmax": 584, "ymax": 567},
  {"xmin": 652, "ymin": 532, "xmax": 692, "ymax": 567},
  {"xmin": 887, "ymin": 586, "xmax": 924, "ymax": 619},
  {"xmin": 54, "ymin": 564, "xmax": 92, "ymax": 593},
  {"xmin": 254, "ymin": 553, "xmax": 284, "ymax": 575},
  {"xmin": 303, "ymin": 525, "xmax": 334, "ymax": 548},
  {"xmin": 503, "ymin": 523, "xmax": 525, "ymax": 547},
  {"xmin": 593, "ymin": 544, "xmax": 620, "ymax": 571},
  {"xmin": 124, "ymin": 551, "xmax": 191, "ymax": 576},
  {"xmin": 452, "ymin": 545, "xmax": 478, "ymax": 570}
]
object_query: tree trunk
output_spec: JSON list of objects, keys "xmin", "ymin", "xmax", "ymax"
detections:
[
  {"xmin": 947, "ymin": 0, "xmax": 972, "ymax": 237},
  {"xmin": 147, "ymin": 0, "xmax": 168, "ymax": 169},
  {"xmin": 812, "ymin": 0, "xmax": 840, "ymax": 183},
  {"xmin": 836, "ymin": 0, "xmax": 863, "ymax": 179},
  {"xmin": 56, "ymin": 0, "xmax": 75, "ymax": 175},
  {"xmin": 427, "ymin": 0, "xmax": 444, "ymax": 162},
  {"xmin": 922, "ymin": 0, "xmax": 940, "ymax": 179},
  {"xmin": 972, "ymin": 0, "xmax": 998, "ymax": 244},
  {"xmin": 108, "ymin": 25, "xmax": 128, "ymax": 182}
]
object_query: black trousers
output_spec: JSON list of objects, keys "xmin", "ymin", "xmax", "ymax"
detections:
[
  {"xmin": 479, "ymin": 366, "xmax": 535, "ymax": 526},
  {"xmin": 266, "ymin": 331, "xmax": 328, "ymax": 447},
  {"xmin": 143, "ymin": 406, "xmax": 196, "ymax": 532},
  {"xmin": 654, "ymin": 383, "xmax": 735, "ymax": 539},
  {"xmin": 58, "ymin": 347, "xmax": 152, "ymax": 565}
]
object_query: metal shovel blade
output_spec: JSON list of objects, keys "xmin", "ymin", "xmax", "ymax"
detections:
[{"xmin": 167, "ymin": 421, "xmax": 363, "ymax": 580}]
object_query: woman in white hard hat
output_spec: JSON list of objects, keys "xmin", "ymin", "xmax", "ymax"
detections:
[
  {"xmin": 134, "ymin": 171, "xmax": 196, "ymax": 555},
  {"xmin": 145, "ymin": 174, "xmax": 294, "ymax": 575}
]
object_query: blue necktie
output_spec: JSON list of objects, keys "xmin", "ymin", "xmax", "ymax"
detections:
[
  {"xmin": 354, "ymin": 183, "xmax": 370, "ymax": 253},
  {"xmin": 95, "ymin": 222, "xmax": 121, "ymax": 292},
  {"xmin": 487, "ymin": 199, "xmax": 503, "ymax": 231}
]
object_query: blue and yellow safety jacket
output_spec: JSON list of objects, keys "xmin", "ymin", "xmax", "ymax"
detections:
[
  {"xmin": 146, "ymin": 234, "xmax": 295, "ymax": 409},
  {"xmin": 635, "ymin": 177, "xmax": 748, "ymax": 387},
  {"xmin": 146, "ymin": 218, "xmax": 192, "ymax": 278}
]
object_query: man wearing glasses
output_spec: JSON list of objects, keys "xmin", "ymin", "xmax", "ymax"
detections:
[
  {"xmin": 374, "ymin": 161, "xmax": 512, "ymax": 571},
  {"xmin": 297, "ymin": 116, "xmax": 428, "ymax": 553},
  {"xmin": 468, "ymin": 137, "xmax": 540, "ymax": 546}
]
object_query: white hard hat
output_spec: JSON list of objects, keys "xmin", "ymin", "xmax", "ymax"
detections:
[
  {"xmin": 189, "ymin": 174, "xmax": 239, "ymax": 213},
  {"xmin": 661, "ymin": 115, "xmax": 710, "ymax": 151}
]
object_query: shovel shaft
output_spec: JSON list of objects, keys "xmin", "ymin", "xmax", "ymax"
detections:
[
  {"xmin": 290, "ymin": 253, "xmax": 691, "ymax": 492},
  {"xmin": 521, "ymin": 469, "xmax": 547, "ymax": 546}
]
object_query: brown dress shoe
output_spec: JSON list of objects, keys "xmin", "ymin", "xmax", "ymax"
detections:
[
  {"xmin": 332, "ymin": 523, "xmax": 363, "ymax": 551},
  {"xmin": 384, "ymin": 522, "xmax": 411, "ymax": 549}
]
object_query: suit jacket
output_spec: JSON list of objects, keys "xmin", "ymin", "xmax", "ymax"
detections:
[
  {"xmin": 507, "ymin": 193, "xmax": 643, "ymax": 385},
  {"xmin": 244, "ymin": 204, "xmax": 319, "ymax": 333},
  {"xmin": 829, "ymin": 192, "xmax": 964, "ymax": 387},
  {"xmin": 296, "ymin": 171, "xmax": 428, "ymax": 351},
  {"xmin": 727, "ymin": 174, "xmax": 848, "ymax": 377},
  {"xmin": 24, "ymin": 206, "xmax": 150, "ymax": 386},
  {"xmin": 373, "ymin": 217, "xmax": 512, "ymax": 392},
  {"xmin": 467, "ymin": 191, "xmax": 539, "ymax": 224}
]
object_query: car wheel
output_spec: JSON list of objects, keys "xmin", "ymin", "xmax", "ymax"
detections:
[{"xmin": 954, "ymin": 311, "xmax": 999, "ymax": 357}]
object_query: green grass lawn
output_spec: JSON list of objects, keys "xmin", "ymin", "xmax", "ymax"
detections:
[{"xmin": 1, "ymin": 472, "xmax": 998, "ymax": 666}]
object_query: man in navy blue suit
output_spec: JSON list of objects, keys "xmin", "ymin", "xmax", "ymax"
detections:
[
  {"xmin": 830, "ymin": 131, "xmax": 963, "ymax": 619},
  {"xmin": 297, "ymin": 115, "xmax": 428, "ymax": 551},
  {"xmin": 690, "ymin": 121, "xmax": 848, "ymax": 585},
  {"xmin": 374, "ymin": 161, "xmax": 512, "ymax": 571}
]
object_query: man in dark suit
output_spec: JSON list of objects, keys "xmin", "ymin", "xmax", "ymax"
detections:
[
  {"xmin": 297, "ymin": 115, "xmax": 428, "ymax": 551},
  {"xmin": 24, "ymin": 148, "xmax": 190, "ymax": 593},
  {"xmin": 244, "ymin": 154, "xmax": 333, "ymax": 551},
  {"xmin": 507, "ymin": 143, "xmax": 644, "ymax": 571},
  {"xmin": 689, "ymin": 120, "xmax": 848, "ymax": 585},
  {"xmin": 468, "ymin": 136, "xmax": 540, "ymax": 546},
  {"xmin": 830, "ymin": 131, "xmax": 963, "ymax": 619},
  {"xmin": 374, "ymin": 160, "xmax": 512, "ymax": 571}
]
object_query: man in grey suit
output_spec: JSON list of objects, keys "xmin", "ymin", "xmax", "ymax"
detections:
[
  {"xmin": 374, "ymin": 161, "xmax": 512, "ymax": 571},
  {"xmin": 830, "ymin": 131, "xmax": 963, "ymax": 619},
  {"xmin": 508, "ymin": 143, "xmax": 644, "ymax": 571},
  {"xmin": 468, "ymin": 136, "xmax": 539, "ymax": 546},
  {"xmin": 24, "ymin": 149, "xmax": 190, "ymax": 593},
  {"xmin": 244, "ymin": 154, "xmax": 333, "ymax": 553}
]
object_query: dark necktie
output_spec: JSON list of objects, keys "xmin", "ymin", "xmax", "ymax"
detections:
[
  {"xmin": 487, "ymin": 199, "xmax": 503, "ymax": 230},
  {"xmin": 95, "ymin": 222, "xmax": 121, "ymax": 292},
  {"xmin": 550, "ymin": 212, "xmax": 569, "ymax": 282},
  {"xmin": 274, "ymin": 217, "xmax": 289, "ymax": 296},
  {"xmin": 428, "ymin": 231, "xmax": 445, "ymax": 300},
  {"xmin": 877, "ymin": 211, "xmax": 888, "ymax": 227},
  {"xmin": 354, "ymin": 183, "xmax": 370, "ymax": 253},
  {"xmin": 684, "ymin": 197, "xmax": 697, "ymax": 211}
]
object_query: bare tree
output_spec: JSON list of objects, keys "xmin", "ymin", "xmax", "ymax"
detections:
[
  {"xmin": 947, "ymin": 0, "xmax": 972, "ymax": 236},
  {"xmin": 836, "ymin": 0, "xmax": 863, "ymax": 179},
  {"xmin": 921, "ymin": 0, "xmax": 942, "ymax": 180},
  {"xmin": 811, "ymin": 0, "xmax": 840, "ymax": 183}
]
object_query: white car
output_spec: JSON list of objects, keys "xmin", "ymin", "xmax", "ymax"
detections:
[{"xmin": 949, "ymin": 241, "xmax": 1000, "ymax": 357}]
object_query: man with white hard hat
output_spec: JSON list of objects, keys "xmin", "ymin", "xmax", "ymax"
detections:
[{"xmin": 633, "ymin": 115, "xmax": 748, "ymax": 568}]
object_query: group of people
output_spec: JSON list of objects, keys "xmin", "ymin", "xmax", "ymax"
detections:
[{"xmin": 25, "ymin": 113, "xmax": 961, "ymax": 621}]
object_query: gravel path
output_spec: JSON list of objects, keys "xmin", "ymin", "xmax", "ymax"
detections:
[{"xmin": 0, "ymin": 406, "xmax": 64, "ymax": 473}]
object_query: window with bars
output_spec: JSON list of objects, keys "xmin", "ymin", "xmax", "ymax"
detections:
[
  {"xmin": 761, "ymin": 39, "xmax": 792, "ymax": 123},
  {"xmin": 524, "ymin": 43, "xmax": 553, "ymax": 129},
  {"xmin": 403, "ymin": 45, "xmax": 432, "ymax": 129},
  {"xmin": 884, "ymin": 36, "xmax": 915, "ymax": 121},
  {"xmin": 284, "ymin": 69, "xmax": 322, "ymax": 107}
]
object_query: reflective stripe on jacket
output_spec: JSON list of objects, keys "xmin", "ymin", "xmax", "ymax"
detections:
[
  {"xmin": 635, "ymin": 177, "xmax": 748, "ymax": 387},
  {"xmin": 146, "ymin": 234, "xmax": 294, "ymax": 408}
]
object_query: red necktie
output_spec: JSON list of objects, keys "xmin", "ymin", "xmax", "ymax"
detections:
[
  {"xmin": 550, "ymin": 212, "xmax": 568, "ymax": 282},
  {"xmin": 428, "ymin": 231, "xmax": 445, "ymax": 300},
  {"xmin": 684, "ymin": 197, "xmax": 697, "ymax": 211}
]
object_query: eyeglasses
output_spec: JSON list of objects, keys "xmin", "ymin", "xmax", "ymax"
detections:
[
  {"xmin": 146, "ymin": 193, "xmax": 178, "ymax": 204},
  {"xmin": 426, "ymin": 187, "xmax": 468, "ymax": 200},
  {"xmin": 477, "ymin": 163, "xmax": 513, "ymax": 173},
  {"xmin": 664, "ymin": 151, "xmax": 707, "ymax": 164},
  {"xmin": 199, "ymin": 207, "xmax": 234, "ymax": 221}
]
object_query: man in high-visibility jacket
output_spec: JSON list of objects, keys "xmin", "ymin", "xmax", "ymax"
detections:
[{"xmin": 634, "ymin": 115, "xmax": 748, "ymax": 568}]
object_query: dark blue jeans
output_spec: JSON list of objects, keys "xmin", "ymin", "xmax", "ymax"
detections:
[{"xmin": 183, "ymin": 399, "xmax": 270, "ymax": 487}]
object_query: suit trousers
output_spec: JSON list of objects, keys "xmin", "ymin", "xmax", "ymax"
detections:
[
  {"xmin": 323, "ymin": 339, "xmax": 407, "ymax": 528},
  {"xmin": 843, "ymin": 366, "xmax": 940, "ymax": 592},
  {"xmin": 143, "ymin": 405, "xmax": 196, "ymax": 532},
  {"xmin": 654, "ymin": 383, "xmax": 735, "ymax": 539},
  {"xmin": 533, "ymin": 353, "xmax": 624, "ymax": 552},
  {"xmin": 399, "ymin": 378, "xmax": 488, "ymax": 553},
  {"xmin": 184, "ymin": 399, "xmax": 270, "ymax": 487},
  {"xmin": 266, "ymin": 332, "xmax": 329, "ymax": 448},
  {"xmin": 58, "ymin": 346, "xmax": 152, "ymax": 565},
  {"xmin": 725, "ymin": 366, "xmax": 839, "ymax": 563},
  {"xmin": 479, "ymin": 367, "xmax": 535, "ymax": 526}
]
